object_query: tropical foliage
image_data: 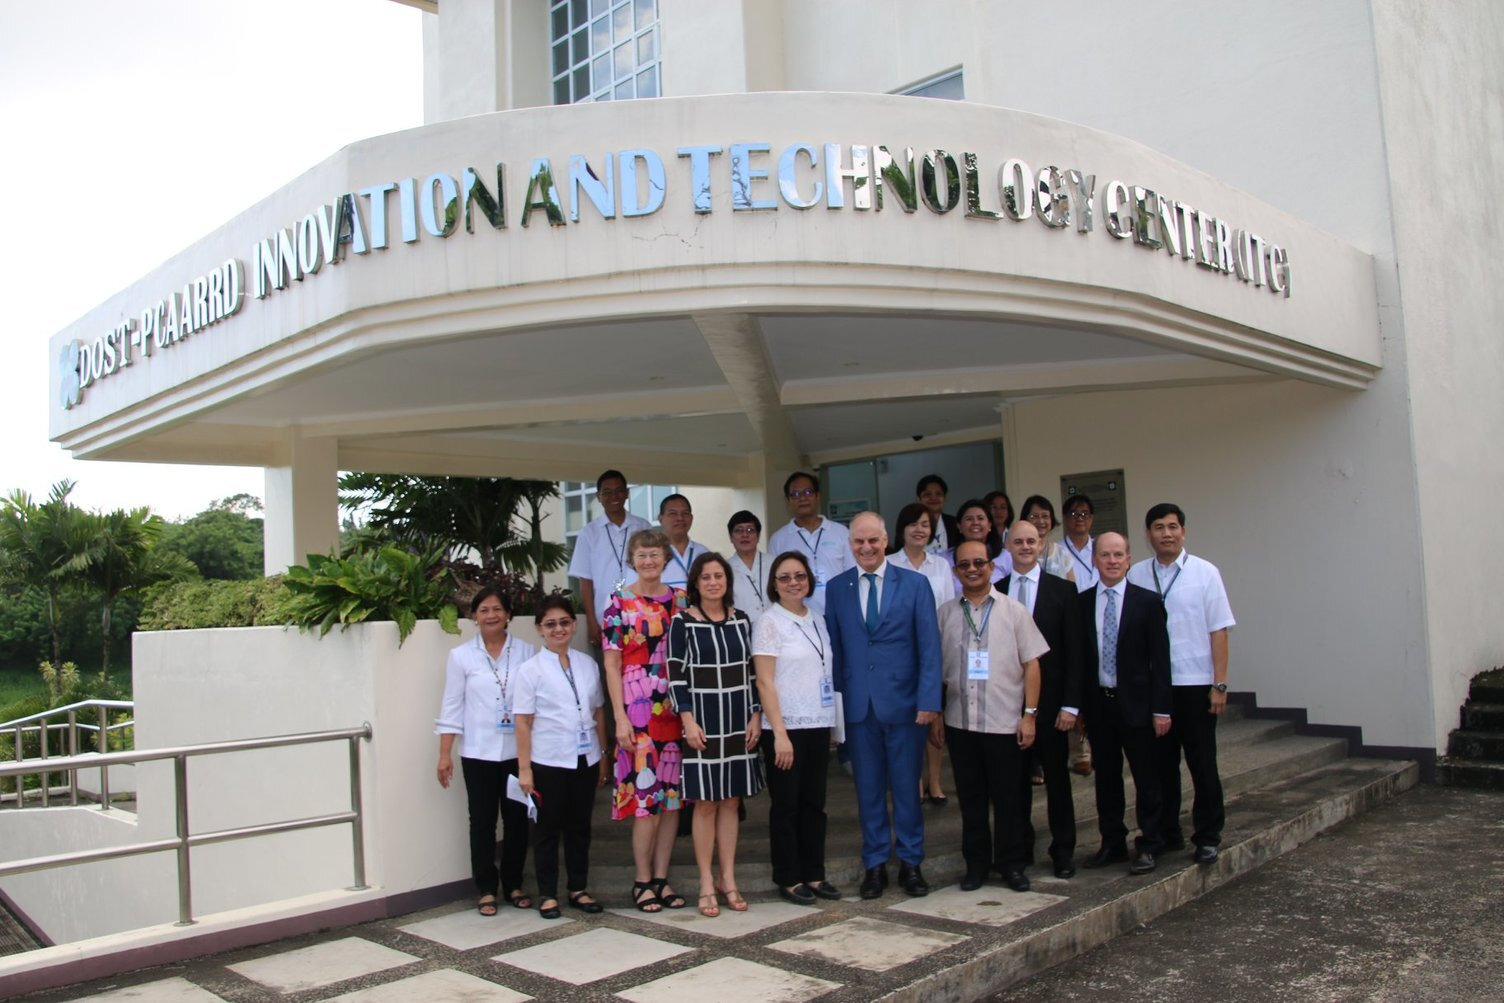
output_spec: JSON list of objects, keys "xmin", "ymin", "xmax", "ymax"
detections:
[{"xmin": 282, "ymin": 545, "xmax": 460, "ymax": 646}]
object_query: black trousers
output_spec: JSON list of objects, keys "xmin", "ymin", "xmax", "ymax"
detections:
[
  {"xmin": 1157, "ymin": 686, "xmax": 1225, "ymax": 847},
  {"xmin": 460, "ymin": 756, "xmax": 529, "ymax": 896},
  {"xmin": 947, "ymin": 726, "xmax": 1030, "ymax": 871},
  {"xmin": 760, "ymin": 728, "xmax": 830, "ymax": 887},
  {"xmin": 531, "ymin": 757, "xmax": 597, "ymax": 899},
  {"xmin": 1022, "ymin": 720, "xmax": 1077, "ymax": 863},
  {"xmin": 1084, "ymin": 693, "xmax": 1164, "ymax": 855}
]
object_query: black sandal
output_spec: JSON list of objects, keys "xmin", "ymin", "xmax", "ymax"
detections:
[
  {"xmin": 477, "ymin": 895, "xmax": 498, "ymax": 916},
  {"xmin": 538, "ymin": 897, "xmax": 562, "ymax": 920},
  {"xmin": 653, "ymin": 876, "xmax": 687, "ymax": 909},
  {"xmin": 569, "ymin": 891, "xmax": 604, "ymax": 914},
  {"xmin": 505, "ymin": 889, "xmax": 532, "ymax": 909},
  {"xmin": 632, "ymin": 880, "xmax": 663, "ymax": 912}
]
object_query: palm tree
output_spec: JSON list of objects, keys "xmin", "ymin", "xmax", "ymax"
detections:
[
  {"xmin": 0, "ymin": 481, "xmax": 92, "ymax": 666},
  {"xmin": 70, "ymin": 507, "xmax": 195, "ymax": 678}
]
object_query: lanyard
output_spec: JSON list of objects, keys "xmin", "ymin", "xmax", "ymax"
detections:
[
  {"xmin": 1152, "ymin": 559, "xmax": 1183, "ymax": 599},
  {"xmin": 790, "ymin": 615, "xmax": 826, "ymax": 664},
  {"xmin": 796, "ymin": 525, "xmax": 825, "ymax": 560},
  {"xmin": 670, "ymin": 544, "xmax": 697, "ymax": 580},
  {"xmin": 1064, "ymin": 537, "xmax": 1094, "ymax": 577},
  {"xmin": 558, "ymin": 655, "xmax": 590, "ymax": 725},
  {"xmin": 739, "ymin": 553, "xmax": 765, "ymax": 603},
  {"xmin": 479, "ymin": 635, "xmax": 513, "ymax": 707},
  {"xmin": 605, "ymin": 520, "xmax": 629, "ymax": 580},
  {"xmin": 961, "ymin": 596, "xmax": 995, "ymax": 646}
]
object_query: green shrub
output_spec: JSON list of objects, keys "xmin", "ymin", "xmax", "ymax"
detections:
[
  {"xmin": 137, "ymin": 576, "xmax": 298, "ymax": 631},
  {"xmin": 282, "ymin": 547, "xmax": 460, "ymax": 646}
]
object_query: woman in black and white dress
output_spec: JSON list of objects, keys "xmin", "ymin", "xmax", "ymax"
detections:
[
  {"xmin": 669, "ymin": 552, "xmax": 764, "ymax": 916},
  {"xmin": 752, "ymin": 550, "xmax": 842, "ymax": 905}
]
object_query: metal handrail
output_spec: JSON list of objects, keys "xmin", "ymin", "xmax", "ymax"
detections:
[
  {"xmin": 2, "ymin": 699, "xmax": 136, "ymax": 810},
  {"xmin": 0, "ymin": 724, "xmax": 373, "ymax": 927}
]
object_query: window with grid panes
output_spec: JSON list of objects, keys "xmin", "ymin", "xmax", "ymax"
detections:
[{"xmin": 551, "ymin": 0, "xmax": 660, "ymax": 105}]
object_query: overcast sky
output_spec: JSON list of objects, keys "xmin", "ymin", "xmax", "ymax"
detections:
[{"xmin": 0, "ymin": 1, "xmax": 424, "ymax": 519}]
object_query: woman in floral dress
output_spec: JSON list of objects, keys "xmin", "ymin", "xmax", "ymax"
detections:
[{"xmin": 602, "ymin": 528, "xmax": 690, "ymax": 912}]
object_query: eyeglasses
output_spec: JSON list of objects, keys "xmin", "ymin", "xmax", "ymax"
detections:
[
  {"xmin": 775, "ymin": 572, "xmax": 809, "ymax": 583},
  {"xmin": 539, "ymin": 618, "xmax": 575, "ymax": 630},
  {"xmin": 1066, "ymin": 511, "xmax": 1092, "ymax": 519},
  {"xmin": 954, "ymin": 559, "xmax": 992, "ymax": 570},
  {"xmin": 786, "ymin": 489, "xmax": 817, "ymax": 499},
  {"xmin": 731, "ymin": 525, "xmax": 759, "ymax": 534}
]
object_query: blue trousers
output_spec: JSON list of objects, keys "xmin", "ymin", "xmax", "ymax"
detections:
[{"xmin": 845, "ymin": 715, "xmax": 927, "ymax": 868}]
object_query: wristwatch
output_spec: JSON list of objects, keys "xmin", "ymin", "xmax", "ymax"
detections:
[
  {"xmin": 1023, "ymin": 707, "xmax": 1038, "ymax": 716},
  {"xmin": 1212, "ymin": 683, "xmax": 1228, "ymax": 693}
]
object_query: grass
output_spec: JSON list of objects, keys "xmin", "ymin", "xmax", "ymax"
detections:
[{"xmin": 0, "ymin": 668, "xmax": 46, "ymax": 712}]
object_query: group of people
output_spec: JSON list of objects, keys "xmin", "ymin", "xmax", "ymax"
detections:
[{"xmin": 434, "ymin": 466, "xmax": 1235, "ymax": 917}]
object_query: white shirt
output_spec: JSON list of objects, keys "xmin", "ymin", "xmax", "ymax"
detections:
[
  {"xmin": 661, "ymin": 539, "xmax": 710, "ymax": 590},
  {"xmin": 856, "ymin": 558, "xmax": 889, "ymax": 612},
  {"xmin": 1063, "ymin": 536, "xmax": 1098, "ymax": 592},
  {"xmin": 767, "ymin": 517, "xmax": 854, "ymax": 615},
  {"xmin": 897, "ymin": 550, "xmax": 954, "ymax": 610},
  {"xmin": 752, "ymin": 602, "xmax": 837, "ymax": 730},
  {"xmin": 1093, "ymin": 580, "xmax": 1128, "ymax": 687},
  {"xmin": 567, "ymin": 512, "xmax": 652, "ymax": 622},
  {"xmin": 1128, "ymin": 551, "xmax": 1236, "ymax": 686},
  {"xmin": 926, "ymin": 516, "xmax": 950, "ymax": 555},
  {"xmin": 1002, "ymin": 564, "xmax": 1041, "ymax": 616},
  {"xmin": 434, "ymin": 633, "xmax": 541, "ymax": 762},
  {"xmin": 730, "ymin": 551, "xmax": 771, "ymax": 620},
  {"xmin": 512, "ymin": 648, "xmax": 605, "ymax": 769}
]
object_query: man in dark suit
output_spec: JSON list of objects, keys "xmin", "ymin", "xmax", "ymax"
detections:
[
  {"xmin": 825, "ymin": 511, "xmax": 943, "ymax": 898},
  {"xmin": 997, "ymin": 519, "xmax": 1086, "ymax": 879},
  {"xmin": 1077, "ymin": 531, "xmax": 1172, "ymax": 875}
]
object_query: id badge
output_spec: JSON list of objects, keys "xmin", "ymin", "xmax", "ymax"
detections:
[
  {"xmin": 577, "ymin": 728, "xmax": 594, "ymax": 754},
  {"xmin": 967, "ymin": 649, "xmax": 990, "ymax": 681},
  {"xmin": 814, "ymin": 568, "xmax": 827, "ymax": 589},
  {"xmin": 819, "ymin": 676, "xmax": 835, "ymax": 708},
  {"xmin": 497, "ymin": 712, "xmax": 515, "ymax": 734}
]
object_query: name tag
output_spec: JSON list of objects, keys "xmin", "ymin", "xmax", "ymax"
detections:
[
  {"xmin": 497, "ymin": 713, "xmax": 515, "ymax": 734},
  {"xmin": 819, "ymin": 676, "xmax": 835, "ymax": 707},
  {"xmin": 577, "ymin": 728, "xmax": 594, "ymax": 754},
  {"xmin": 967, "ymin": 649, "xmax": 990, "ymax": 681},
  {"xmin": 814, "ymin": 569, "xmax": 827, "ymax": 589}
]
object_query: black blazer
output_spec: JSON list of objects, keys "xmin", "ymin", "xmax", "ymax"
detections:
[
  {"xmin": 996, "ymin": 572, "xmax": 1084, "ymax": 719},
  {"xmin": 1076, "ymin": 582, "xmax": 1171, "ymax": 727}
]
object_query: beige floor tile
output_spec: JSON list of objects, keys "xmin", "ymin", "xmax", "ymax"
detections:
[
  {"xmin": 319, "ymin": 967, "xmax": 531, "ymax": 1002},
  {"xmin": 617, "ymin": 956, "xmax": 840, "ymax": 1003},
  {"xmin": 226, "ymin": 936, "xmax": 418, "ymax": 994},
  {"xmin": 768, "ymin": 915, "xmax": 968, "ymax": 971},
  {"xmin": 493, "ymin": 926, "xmax": 692, "ymax": 984},
  {"xmin": 398, "ymin": 905, "xmax": 574, "ymax": 950},
  {"xmin": 610, "ymin": 899, "xmax": 811, "ymax": 939},
  {"xmin": 70, "ymin": 977, "xmax": 225, "ymax": 1002},
  {"xmin": 885, "ymin": 885, "xmax": 1067, "ymax": 927}
]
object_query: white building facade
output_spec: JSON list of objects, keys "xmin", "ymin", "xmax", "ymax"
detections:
[{"xmin": 49, "ymin": 0, "xmax": 1504, "ymax": 764}]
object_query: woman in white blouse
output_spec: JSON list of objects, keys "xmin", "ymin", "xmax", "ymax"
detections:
[
  {"xmin": 753, "ymin": 551, "xmax": 842, "ymax": 906},
  {"xmin": 434, "ymin": 587, "xmax": 539, "ymax": 916},
  {"xmin": 726, "ymin": 509, "xmax": 770, "ymax": 621},
  {"xmin": 515, "ymin": 596, "xmax": 609, "ymax": 919}
]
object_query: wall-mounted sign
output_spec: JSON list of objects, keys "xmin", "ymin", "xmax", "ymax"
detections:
[{"xmin": 58, "ymin": 142, "xmax": 1292, "ymax": 411}]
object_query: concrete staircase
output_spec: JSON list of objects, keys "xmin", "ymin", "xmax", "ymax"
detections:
[{"xmin": 1437, "ymin": 667, "xmax": 1504, "ymax": 790}]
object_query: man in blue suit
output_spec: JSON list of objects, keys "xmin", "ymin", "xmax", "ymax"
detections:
[{"xmin": 825, "ymin": 511, "xmax": 943, "ymax": 898}]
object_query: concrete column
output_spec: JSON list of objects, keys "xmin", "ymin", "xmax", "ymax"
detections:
[{"xmin": 263, "ymin": 432, "xmax": 339, "ymax": 575}]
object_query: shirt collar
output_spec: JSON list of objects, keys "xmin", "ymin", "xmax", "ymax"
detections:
[
  {"xmin": 1101, "ymin": 579, "xmax": 1126, "ymax": 597},
  {"xmin": 1016, "ymin": 564, "xmax": 1041, "ymax": 583},
  {"xmin": 1157, "ymin": 549, "xmax": 1188, "ymax": 570},
  {"xmin": 861, "ymin": 559, "xmax": 889, "ymax": 580}
]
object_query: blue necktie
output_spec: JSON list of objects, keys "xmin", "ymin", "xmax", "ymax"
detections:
[
  {"xmin": 864, "ymin": 573, "xmax": 880, "ymax": 633},
  {"xmin": 1101, "ymin": 587, "xmax": 1118, "ymax": 686}
]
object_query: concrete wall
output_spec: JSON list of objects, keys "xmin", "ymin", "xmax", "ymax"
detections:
[
  {"xmin": 1370, "ymin": 1, "xmax": 1504, "ymax": 745},
  {"xmin": 1, "ymin": 618, "xmax": 566, "ymax": 944}
]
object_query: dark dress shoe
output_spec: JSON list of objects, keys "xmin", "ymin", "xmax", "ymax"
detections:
[
  {"xmin": 898, "ymin": 863, "xmax": 929, "ymax": 897},
  {"xmin": 1002, "ymin": 869, "xmax": 1031, "ymax": 892},
  {"xmin": 859, "ymin": 866, "xmax": 888, "ymax": 899},
  {"xmin": 1193, "ymin": 844, "xmax": 1220, "ymax": 865},
  {"xmin": 808, "ymin": 881, "xmax": 842, "ymax": 900},
  {"xmin": 1128, "ymin": 851, "xmax": 1157, "ymax": 875},
  {"xmin": 1082, "ymin": 845, "xmax": 1129, "ymax": 869},
  {"xmin": 1052, "ymin": 856, "xmax": 1076, "ymax": 879},
  {"xmin": 958, "ymin": 868, "xmax": 987, "ymax": 892},
  {"xmin": 779, "ymin": 884, "xmax": 818, "ymax": 905}
]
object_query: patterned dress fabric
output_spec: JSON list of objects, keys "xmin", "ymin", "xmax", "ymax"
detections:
[
  {"xmin": 668, "ymin": 610, "xmax": 766, "ymax": 802},
  {"xmin": 603, "ymin": 586, "xmax": 688, "ymax": 819}
]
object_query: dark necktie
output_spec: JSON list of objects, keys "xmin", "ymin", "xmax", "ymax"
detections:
[{"xmin": 864, "ymin": 573, "xmax": 879, "ymax": 633}]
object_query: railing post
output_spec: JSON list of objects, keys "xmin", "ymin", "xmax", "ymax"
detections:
[
  {"xmin": 347, "ymin": 734, "xmax": 368, "ymax": 890},
  {"xmin": 99, "ymin": 705, "xmax": 111, "ymax": 811},
  {"xmin": 39, "ymin": 723, "xmax": 49, "ymax": 808},
  {"xmin": 173, "ymin": 755, "xmax": 194, "ymax": 925},
  {"xmin": 9, "ymin": 724, "xmax": 20, "ymax": 807},
  {"xmin": 68, "ymin": 711, "xmax": 79, "ymax": 806}
]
